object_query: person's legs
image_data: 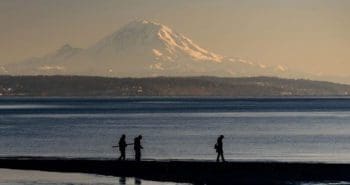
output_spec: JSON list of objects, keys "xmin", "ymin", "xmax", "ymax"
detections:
[
  {"xmin": 135, "ymin": 150, "xmax": 140, "ymax": 161},
  {"xmin": 121, "ymin": 150, "xmax": 126, "ymax": 160},
  {"xmin": 217, "ymin": 150, "xmax": 225, "ymax": 162},
  {"xmin": 118, "ymin": 150, "xmax": 123, "ymax": 160},
  {"xmin": 220, "ymin": 152, "xmax": 225, "ymax": 162}
]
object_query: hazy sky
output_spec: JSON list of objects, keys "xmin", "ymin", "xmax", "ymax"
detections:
[{"xmin": 1, "ymin": 0, "xmax": 349, "ymax": 76}]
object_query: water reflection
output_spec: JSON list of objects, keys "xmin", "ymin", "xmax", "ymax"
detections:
[
  {"xmin": 118, "ymin": 177, "xmax": 142, "ymax": 185},
  {"xmin": 0, "ymin": 169, "xmax": 189, "ymax": 185},
  {"xmin": 119, "ymin": 177, "xmax": 126, "ymax": 184},
  {"xmin": 135, "ymin": 178, "xmax": 142, "ymax": 185}
]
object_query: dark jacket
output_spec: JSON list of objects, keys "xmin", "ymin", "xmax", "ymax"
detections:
[
  {"xmin": 216, "ymin": 138, "xmax": 223, "ymax": 153},
  {"xmin": 134, "ymin": 137, "xmax": 143, "ymax": 151},
  {"xmin": 119, "ymin": 138, "xmax": 127, "ymax": 151}
]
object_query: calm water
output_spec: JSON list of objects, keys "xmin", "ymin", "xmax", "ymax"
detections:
[
  {"xmin": 2, "ymin": 97, "xmax": 350, "ymax": 185},
  {"xmin": 1, "ymin": 97, "xmax": 350, "ymax": 161}
]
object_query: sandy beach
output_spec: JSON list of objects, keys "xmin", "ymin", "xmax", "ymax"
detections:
[{"xmin": 1, "ymin": 156, "xmax": 350, "ymax": 185}]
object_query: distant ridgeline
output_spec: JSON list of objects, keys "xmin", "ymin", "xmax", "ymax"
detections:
[{"xmin": 0, "ymin": 76, "xmax": 349, "ymax": 97}]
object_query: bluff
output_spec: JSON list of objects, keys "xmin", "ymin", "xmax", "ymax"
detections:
[{"xmin": 0, "ymin": 76, "xmax": 349, "ymax": 97}]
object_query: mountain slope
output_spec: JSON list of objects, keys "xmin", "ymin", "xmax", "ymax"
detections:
[{"xmin": 1, "ymin": 20, "xmax": 289, "ymax": 77}]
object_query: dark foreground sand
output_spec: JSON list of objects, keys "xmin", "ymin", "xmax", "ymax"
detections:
[{"xmin": 1, "ymin": 157, "xmax": 350, "ymax": 185}]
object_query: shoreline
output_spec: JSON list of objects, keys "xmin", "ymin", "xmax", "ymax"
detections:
[{"xmin": 1, "ymin": 157, "xmax": 350, "ymax": 185}]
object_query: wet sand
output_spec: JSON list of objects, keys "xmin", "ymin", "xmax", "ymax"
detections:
[{"xmin": 1, "ymin": 157, "xmax": 350, "ymax": 185}]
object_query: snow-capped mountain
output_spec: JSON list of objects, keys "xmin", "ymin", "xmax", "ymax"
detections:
[{"xmin": 1, "ymin": 20, "xmax": 290, "ymax": 77}]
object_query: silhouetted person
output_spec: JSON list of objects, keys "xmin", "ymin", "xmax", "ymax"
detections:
[
  {"xmin": 215, "ymin": 135, "xmax": 225, "ymax": 162},
  {"xmin": 134, "ymin": 135, "xmax": 143, "ymax": 161},
  {"xmin": 118, "ymin": 134, "xmax": 127, "ymax": 160}
]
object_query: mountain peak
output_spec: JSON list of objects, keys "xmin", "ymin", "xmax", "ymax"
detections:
[
  {"xmin": 91, "ymin": 19, "xmax": 224, "ymax": 63},
  {"xmin": 116, "ymin": 19, "xmax": 173, "ymax": 39},
  {"xmin": 53, "ymin": 44, "xmax": 81, "ymax": 59},
  {"xmin": 90, "ymin": 19, "xmax": 165, "ymax": 52},
  {"xmin": 127, "ymin": 19, "xmax": 163, "ymax": 27},
  {"xmin": 57, "ymin": 44, "xmax": 73, "ymax": 52}
]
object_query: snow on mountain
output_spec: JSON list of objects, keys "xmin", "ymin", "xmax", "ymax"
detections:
[{"xmin": 2, "ymin": 20, "xmax": 289, "ymax": 77}]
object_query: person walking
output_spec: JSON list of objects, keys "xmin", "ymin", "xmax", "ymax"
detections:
[
  {"xmin": 215, "ymin": 135, "xmax": 226, "ymax": 162},
  {"xmin": 118, "ymin": 134, "xmax": 127, "ymax": 160},
  {"xmin": 134, "ymin": 135, "xmax": 143, "ymax": 161}
]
